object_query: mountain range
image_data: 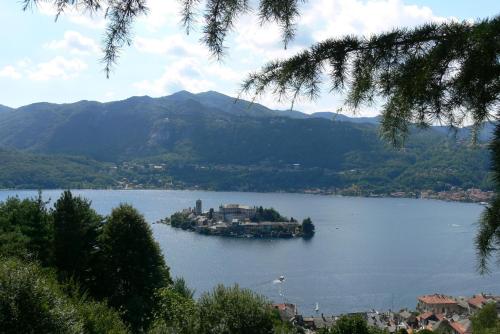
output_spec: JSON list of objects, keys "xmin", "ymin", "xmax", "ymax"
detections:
[{"xmin": 0, "ymin": 90, "xmax": 493, "ymax": 193}]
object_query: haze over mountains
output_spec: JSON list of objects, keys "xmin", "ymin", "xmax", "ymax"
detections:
[{"xmin": 0, "ymin": 91, "xmax": 492, "ymax": 192}]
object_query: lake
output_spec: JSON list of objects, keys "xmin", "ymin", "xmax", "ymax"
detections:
[{"xmin": 1, "ymin": 189, "xmax": 499, "ymax": 315}]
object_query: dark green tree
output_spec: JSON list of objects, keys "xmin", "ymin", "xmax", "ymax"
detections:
[
  {"xmin": 53, "ymin": 190, "xmax": 102, "ymax": 283},
  {"xmin": 97, "ymin": 204, "xmax": 172, "ymax": 331},
  {"xmin": 301, "ymin": 217, "xmax": 315, "ymax": 236},
  {"xmin": 197, "ymin": 284, "xmax": 275, "ymax": 334},
  {"xmin": 471, "ymin": 302, "xmax": 500, "ymax": 334},
  {"xmin": 0, "ymin": 193, "xmax": 52, "ymax": 265}
]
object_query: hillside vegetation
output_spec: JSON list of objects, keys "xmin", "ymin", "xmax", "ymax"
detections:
[{"xmin": 0, "ymin": 91, "xmax": 492, "ymax": 194}]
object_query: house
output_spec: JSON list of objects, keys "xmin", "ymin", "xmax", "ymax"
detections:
[
  {"xmin": 468, "ymin": 294, "xmax": 489, "ymax": 311},
  {"xmin": 417, "ymin": 294, "xmax": 462, "ymax": 315},
  {"xmin": 272, "ymin": 303, "xmax": 297, "ymax": 322}
]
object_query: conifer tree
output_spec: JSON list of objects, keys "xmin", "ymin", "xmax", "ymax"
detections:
[{"xmin": 53, "ymin": 190, "xmax": 102, "ymax": 283}]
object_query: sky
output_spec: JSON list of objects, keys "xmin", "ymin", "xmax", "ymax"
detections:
[{"xmin": 0, "ymin": 0, "xmax": 498, "ymax": 115}]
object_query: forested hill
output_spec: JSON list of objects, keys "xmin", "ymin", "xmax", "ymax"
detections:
[{"xmin": 0, "ymin": 91, "xmax": 493, "ymax": 193}]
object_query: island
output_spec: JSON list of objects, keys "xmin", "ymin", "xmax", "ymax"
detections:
[{"xmin": 162, "ymin": 200, "xmax": 315, "ymax": 238}]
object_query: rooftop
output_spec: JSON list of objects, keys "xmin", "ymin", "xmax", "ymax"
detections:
[
  {"xmin": 450, "ymin": 319, "xmax": 472, "ymax": 334},
  {"xmin": 221, "ymin": 204, "xmax": 253, "ymax": 210},
  {"xmin": 468, "ymin": 294, "xmax": 488, "ymax": 308},
  {"xmin": 418, "ymin": 294, "xmax": 457, "ymax": 305}
]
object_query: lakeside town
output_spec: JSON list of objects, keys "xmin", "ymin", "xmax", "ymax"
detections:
[
  {"xmin": 160, "ymin": 200, "xmax": 315, "ymax": 238},
  {"xmin": 107, "ymin": 163, "xmax": 494, "ymax": 205},
  {"xmin": 274, "ymin": 292, "xmax": 500, "ymax": 333}
]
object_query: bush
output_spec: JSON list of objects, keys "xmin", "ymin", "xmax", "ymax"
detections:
[
  {"xmin": 0, "ymin": 258, "xmax": 129, "ymax": 334},
  {"xmin": 150, "ymin": 287, "xmax": 198, "ymax": 334},
  {"xmin": 0, "ymin": 258, "xmax": 83, "ymax": 333},
  {"xmin": 76, "ymin": 299, "xmax": 129, "ymax": 334},
  {"xmin": 197, "ymin": 284, "xmax": 275, "ymax": 334}
]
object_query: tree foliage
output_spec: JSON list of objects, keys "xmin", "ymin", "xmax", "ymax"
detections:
[
  {"xmin": 53, "ymin": 190, "xmax": 102, "ymax": 283},
  {"xmin": 150, "ymin": 286, "xmax": 198, "ymax": 334},
  {"xmin": 0, "ymin": 257, "xmax": 128, "ymax": 334},
  {"xmin": 243, "ymin": 17, "xmax": 500, "ymax": 146},
  {"xmin": 96, "ymin": 204, "xmax": 172, "ymax": 331},
  {"xmin": 0, "ymin": 192, "xmax": 52, "ymax": 265},
  {"xmin": 22, "ymin": 0, "xmax": 305, "ymax": 74},
  {"xmin": 471, "ymin": 302, "xmax": 500, "ymax": 334},
  {"xmin": 301, "ymin": 217, "xmax": 315, "ymax": 236},
  {"xmin": 476, "ymin": 123, "xmax": 500, "ymax": 273},
  {"xmin": 318, "ymin": 314, "xmax": 386, "ymax": 334},
  {"xmin": 197, "ymin": 284, "xmax": 276, "ymax": 334},
  {"xmin": 0, "ymin": 258, "xmax": 83, "ymax": 333},
  {"xmin": 252, "ymin": 206, "xmax": 288, "ymax": 222},
  {"xmin": 0, "ymin": 192, "xmax": 174, "ymax": 332}
]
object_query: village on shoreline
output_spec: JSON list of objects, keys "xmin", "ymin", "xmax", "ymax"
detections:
[
  {"xmin": 109, "ymin": 178, "xmax": 495, "ymax": 204},
  {"xmin": 159, "ymin": 200, "xmax": 315, "ymax": 238},
  {"xmin": 275, "ymin": 292, "xmax": 500, "ymax": 333}
]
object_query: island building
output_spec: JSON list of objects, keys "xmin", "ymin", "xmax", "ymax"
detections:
[
  {"xmin": 180, "ymin": 200, "xmax": 302, "ymax": 238},
  {"xmin": 195, "ymin": 199, "xmax": 202, "ymax": 215},
  {"xmin": 217, "ymin": 204, "xmax": 256, "ymax": 222}
]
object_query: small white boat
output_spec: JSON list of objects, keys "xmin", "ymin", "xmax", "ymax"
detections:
[
  {"xmin": 315, "ymin": 302, "xmax": 319, "ymax": 312},
  {"xmin": 279, "ymin": 275, "xmax": 285, "ymax": 282}
]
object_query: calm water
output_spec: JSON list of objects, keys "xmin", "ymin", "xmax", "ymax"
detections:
[{"xmin": 2, "ymin": 189, "xmax": 499, "ymax": 315}]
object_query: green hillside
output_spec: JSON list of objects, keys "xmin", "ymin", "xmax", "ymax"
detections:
[{"xmin": 0, "ymin": 91, "xmax": 493, "ymax": 193}]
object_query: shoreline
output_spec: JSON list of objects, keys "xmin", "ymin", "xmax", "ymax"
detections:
[{"xmin": 0, "ymin": 186, "xmax": 491, "ymax": 205}]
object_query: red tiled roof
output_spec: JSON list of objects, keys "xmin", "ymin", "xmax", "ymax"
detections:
[
  {"xmin": 418, "ymin": 294, "xmax": 457, "ymax": 304},
  {"xmin": 450, "ymin": 321, "xmax": 471, "ymax": 334},
  {"xmin": 417, "ymin": 312, "xmax": 434, "ymax": 320},
  {"xmin": 468, "ymin": 294, "xmax": 487, "ymax": 308},
  {"xmin": 436, "ymin": 313, "xmax": 445, "ymax": 321}
]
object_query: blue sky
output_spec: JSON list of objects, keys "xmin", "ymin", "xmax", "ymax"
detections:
[{"xmin": 0, "ymin": 0, "xmax": 498, "ymax": 115}]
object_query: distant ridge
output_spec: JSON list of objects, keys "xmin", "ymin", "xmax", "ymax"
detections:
[
  {"xmin": 0, "ymin": 104, "xmax": 13, "ymax": 112},
  {"xmin": 0, "ymin": 90, "xmax": 492, "ymax": 192}
]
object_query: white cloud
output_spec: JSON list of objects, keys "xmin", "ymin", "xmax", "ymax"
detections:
[
  {"xmin": 16, "ymin": 58, "xmax": 32, "ymax": 68},
  {"xmin": 45, "ymin": 31, "xmax": 99, "ymax": 55},
  {"xmin": 138, "ymin": 0, "xmax": 183, "ymax": 31},
  {"xmin": 37, "ymin": 2, "xmax": 106, "ymax": 29},
  {"xmin": 0, "ymin": 65, "xmax": 22, "ymax": 80},
  {"xmin": 133, "ymin": 58, "xmax": 216, "ymax": 96},
  {"xmin": 225, "ymin": 0, "xmax": 453, "ymax": 114},
  {"xmin": 135, "ymin": 34, "xmax": 208, "ymax": 58},
  {"xmin": 301, "ymin": 0, "xmax": 448, "ymax": 41},
  {"xmin": 28, "ymin": 56, "xmax": 87, "ymax": 81},
  {"xmin": 232, "ymin": 0, "xmax": 448, "ymax": 60}
]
